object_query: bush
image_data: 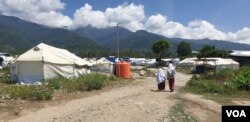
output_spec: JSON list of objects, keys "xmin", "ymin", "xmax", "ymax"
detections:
[
  {"xmin": 45, "ymin": 73, "xmax": 111, "ymax": 92},
  {"xmin": 185, "ymin": 67, "xmax": 250, "ymax": 95},
  {"xmin": 0, "ymin": 73, "xmax": 117, "ymax": 101},
  {"xmin": 6, "ymin": 85, "xmax": 53, "ymax": 101},
  {"xmin": 0, "ymin": 75, "xmax": 15, "ymax": 84},
  {"xmin": 231, "ymin": 70, "xmax": 250, "ymax": 91},
  {"xmin": 214, "ymin": 69, "xmax": 236, "ymax": 82},
  {"xmin": 0, "ymin": 69, "xmax": 15, "ymax": 84},
  {"xmin": 83, "ymin": 74, "xmax": 106, "ymax": 91},
  {"xmin": 46, "ymin": 77, "xmax": 64, "ymax": 90},
  {"xmin": 186, "ymin": 77, "xmax": 237, "ymax": 95}
]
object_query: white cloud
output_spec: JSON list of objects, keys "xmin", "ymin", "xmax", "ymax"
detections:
[
  {"xmin": 0, "ymin": 0, "xmax": 72, "ymax": 27},
  {"xmin": 227, "ymin": 27, "xmax": 250, "ymax": 43},
  {"xmin": 0, "ymin": 1, "xmax": 250, "ymax": 44},
  {"xmin": 71, "ymin": 3, "xmax": 109, "ymax": 29},
  {"xmin": 144, "ymin": 14, "xmax": 250, "ymax": 44},
  {"xmin": 145, "ymin": 14, "xmax": 186, "ymax": 38},
  {"xmin": 105, "ymin": 3, "xmax": 145, "ymax": 31},
  {"xmin": 185, "ymin": 20, "xmax": 227, "ymax": 40},
  {"xmin": 71, "ymin": 3, "xmax": 144, "ymax": 31}
]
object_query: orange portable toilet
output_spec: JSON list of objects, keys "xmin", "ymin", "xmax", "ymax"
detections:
[{"xmin": 116, "ymin": 61, "xmax": 130, "ymax": 79}]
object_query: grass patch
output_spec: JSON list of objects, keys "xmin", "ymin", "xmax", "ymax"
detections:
[
  {"xmin": 0, "ymin": 73, "xmax": 120, "ymax": 101},
  {"xmin": 1, "ymin": 85, "xmax": 53, "ymax": 101},
  {"xmin": 184, "ymin": 67, "xmax": 250, "ymax": 103},
  {"xmin": 46, "ymin": 73, "xmax": 118, "ymax": 93},
  {"xmin": 185, "ymin": 78, "xmax": 237, "ymax": 95},
  {"xmin": 176, "ymin": 67, "xmax": 192, "ymax": 74},
  {"xmin": 0, "ymin": 68, "xmax": 15, "ymax": 84},
  {"xmin": 169, "ymin": 103, "xmax": 197, "ymax": 122}
]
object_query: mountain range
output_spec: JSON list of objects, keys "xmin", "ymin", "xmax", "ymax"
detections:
[
  {"xmin": 0, "ymin": 14, "xmax": 250, "ymax": 55},
  {"xmin": 75, "ymin": 26, "xmax": 250, "ymax": 51},
  {"xmin": 0, "ymin": 15, "xmax": 100, "ymax": 54}
]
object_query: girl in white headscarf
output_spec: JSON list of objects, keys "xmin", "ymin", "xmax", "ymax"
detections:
[
  {"xmin": 167, "ymin": 62, "xmax": 176, "ymax": 92},
  {"xmin": 156, "ymin": 68, "xmax": 166, "ymax": 91}
]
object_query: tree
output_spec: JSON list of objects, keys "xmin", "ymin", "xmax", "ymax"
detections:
[
  {"xmin": 197, "ymin": 45, "xmax": 229, "ymax": 58},
  {"xmin": 177, "ymin": 41, "xmax": 192, "ymax": 57},
  {"xmin": 151, "ymin": 40, "xmax": 170, "ymax": 58}
]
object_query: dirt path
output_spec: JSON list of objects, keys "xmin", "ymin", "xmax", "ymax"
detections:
[{"xmin": 9, "ymin": 72, "xmax": 221, "ymax": 122}]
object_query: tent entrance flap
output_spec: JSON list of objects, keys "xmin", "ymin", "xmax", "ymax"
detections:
[
  {"xmin": 44, "ymin": 63, "xmax": 75, "ymax": 79},
  {"xmin": 17, "ymin": 61, "xmax": 44, "ymax": 83}
]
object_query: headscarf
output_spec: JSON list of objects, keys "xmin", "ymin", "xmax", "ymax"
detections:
[
  {"xmin": 156, "ymin": 68, "xmax": 165, "ymax": 84},
  {"xmin": 167, "ymin": 63, "xmax": 175, "ymax": 74}
]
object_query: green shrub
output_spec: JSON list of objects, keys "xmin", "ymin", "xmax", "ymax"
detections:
[
  {"xmin": 62, "ymin": 79, "xmax": 80, "ymax": 92},
  {"xmin": 7, "ymin": 85, "xmax": 53, "ymax": 101},
  {"xmin": 84, "ymin": 74, "xmax": 106, "ymax": 91},
  {"xmin": 0, "ymin": 69, "xmax": 15, "ymax": 84},
  {"xmin": 46, "ymin": 77, "xmax": 64, "ymax": 90},
  {"xmin": 0, "ymin": 73, "xmax": 116, "ymax": 101},
  {"xmin": 188, "ymin": 66, "xmax": 250, "ymax": 92},
  {"xmin": 214, "ymin": 69, "xmax": 236, "ymax": 82},
  {"xmin": 108, "ymin": 75, "xmax": 118, "ymax": 81},
  {"xmin": 0, "ymin": 75, "xmax": 15, "ymax": 84},
  {"xmin": 238, "ymin": 66, "xmax": 250, "ymax": 74},
  {"xmin": 45, "ymin": 73, "xmax": 111, "ymax": 92},
  {"xmin": 186, "ymin": 79, "xmax": 237, "ymax": 95},
  {"xmin": 231, "ymin": 70, "xmax": 250, "ymax": 91}
]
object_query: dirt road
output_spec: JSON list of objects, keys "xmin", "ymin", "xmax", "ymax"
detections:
[{"xmin": 10, "ymin": 72, "xmax": 221, "ymax": 122}]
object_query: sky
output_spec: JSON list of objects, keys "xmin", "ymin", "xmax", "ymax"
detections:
[{"xmin": 0, "ymin": 0, "xmax": 250, "ymax": 44}]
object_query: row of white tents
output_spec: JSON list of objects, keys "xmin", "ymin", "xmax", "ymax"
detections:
[
  {"xmin": 129, "ymin": 58, "xmax": 179, "ymax": 66},
  {"xmin": 6, "ymin": 43, "xmax": 241, "ymax": 83},
  {"xmin": 10, "ymin": 43, "xmax": 114, "ymax": 83},
  {"xmin": 178, "ymin": 57, "xmax": 239, "ymax": 71}
]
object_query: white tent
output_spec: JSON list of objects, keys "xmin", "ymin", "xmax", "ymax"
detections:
[
  {"xmin": 178, "ymin": 58, "xmax": 197, "ymax": 67},
  {"xmin": 230, "ymin": 50, "xmax": 250, "ymax": 57},
  {"xmin": 145, "ymin": 59, "xmax": 157, "ymax": 67},
  {"xmin": 0, "ymin": 55, "xmax": 14, "ymax": 68},
  {"xmin": 213, "ymin": 59, "xmax": 239, "ymax": 71},
  {"xmin": 11, "ymin": 43, "xmax": 92, "ymax": 83},
  {"xmin": 195, "ymin": 58, "xmax": 239, "ymax": 72},
  {"xmin": 90, "ymin": 57, "xmax": 114, "ymax": 73}
]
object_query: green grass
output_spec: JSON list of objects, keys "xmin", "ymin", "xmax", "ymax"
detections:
[
  {"xmin": 46, "ymin": 73, "xmax": 118, "ymax": 92},
  {"xmin": 168, "ymin": 103, "xmax": 197, "ymax": 122},
  {"xmin": 1, "ymin": 85, "xmax": 53, "ymax": 101},
  {"xmin": 184, "ymin": 67, "xmax": 250, "ymax": 103},
  {"xmin": 176, "ymin": 67, "xmax": 192, "ymax": 74},
  {"xmin": 0, "ymin": 73, "xmax": 119, "ymax": 101},
  {"xmin": 0, "ymin": 68, "xmax": 15, "ymax": 84},
  {"xmin": 185, "ymin": 78, "xmax": 238, "ymax": 95}
]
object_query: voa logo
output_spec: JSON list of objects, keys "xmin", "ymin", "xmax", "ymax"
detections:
[{"xmin": 226, "ymin": 110, "xmax": 246, "ymax": 117}]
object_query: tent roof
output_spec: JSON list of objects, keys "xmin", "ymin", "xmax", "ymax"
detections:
[
  {"xmin": 179, "ymin": 57, "xmax": 239, "ymax": 66},
  {"xmin": 179, "ymin": 58, "xmax": 197, "ymax": 64},
  {"xmin": 16, "ymin": 43, "xmax": 92, "ymax": 66},
  {"xmin": 230, "ymin": 50, "xmax": 250, "ymax": 57},
  {"xmin": 96, "ymin": 57, "xmax": 113, "ymax": 64},
  {"xmin": 216, "ymin": 59, "xmax": 239, "ymax": 65}
]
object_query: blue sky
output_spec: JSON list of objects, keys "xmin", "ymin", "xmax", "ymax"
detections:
[
  {"xmin": 0, "ymin": 0, "xmax": 250, "ymax": 44},
  {"xmin": 60, "ymin": 0, "xmax": 250, "ymax": 32}
]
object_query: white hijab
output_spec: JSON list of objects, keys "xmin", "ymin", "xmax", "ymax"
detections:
[
  {"xmin": 167, "ymin": 63, "xmax": 175, "ymax": 74},
  {"xmin": 156, "ymin": 68, "xmax": 165, "ymax": 84}
]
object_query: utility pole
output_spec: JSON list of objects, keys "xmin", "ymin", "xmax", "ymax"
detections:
[
  {"xmin": 116, "ymin": 23, "xmax": 121, "ymax": 78},
  {"xmin": 116, "ymin": 23, "xmax": 120, "ymax": 61}
]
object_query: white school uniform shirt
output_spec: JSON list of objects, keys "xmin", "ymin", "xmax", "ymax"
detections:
[{"xmin": 156, "ymin": 68, "xmax": 165, "ymax": 84}]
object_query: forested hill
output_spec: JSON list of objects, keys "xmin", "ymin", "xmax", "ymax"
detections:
[
  {"xmin": 75, "ymin": 26, "xmax": 250, "ymax": 51},
  {"xmin": 1, "ymin": 14, "xmax": 250, "ymax": 55},
  {"xmin": 0, "ymin": 15, "xmax": 101, "ymax": 54}
]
